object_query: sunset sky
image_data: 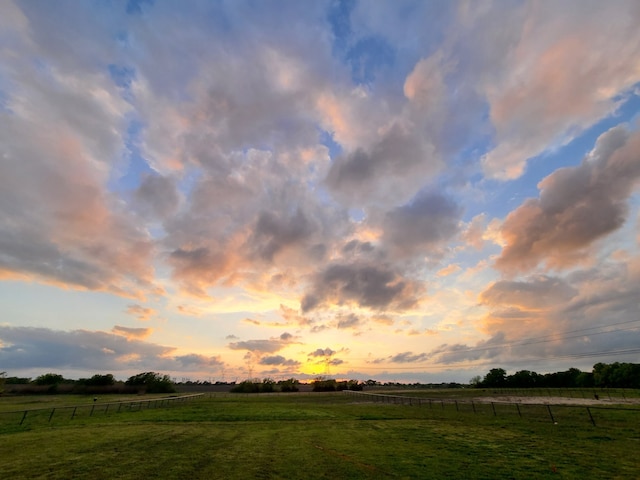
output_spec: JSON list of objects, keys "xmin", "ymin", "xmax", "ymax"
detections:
[{"xmin": 1, "ymin": 0, "xmax": 640, "ymax": 383}]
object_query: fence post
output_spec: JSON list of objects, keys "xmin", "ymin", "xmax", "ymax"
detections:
[
  {"xmin": 515, "ymin": 403, "xmax": 521, "ymax": 418},
  {"xmin": 49, "ymin": 408, "xmax": 56, "ymax": 422},
  {"xmin": 491, "ymin": 402, "xmax": 496, "ymax": 416},
  {"xmin": 19, "ymin": 410, "xmax": 28, "ymax": 425},
  {"xmin": 586, "ymin": 407, "xmax": 596, "ymax": 426},
  {"xmin": 71, "ymin": 407, "xmax": 77, "ymax": 419},
  {"xmin": 90, "ymin": 404, "xmax": 95, "ymax": 416},
  {"xmin": 546, "ymin": 405, "xmax": 555, "ymax": 423},
  {"xmin": 455, "ymin": 400, "xmax": 459, "ymax": 412},
  {"xmin": 471, "ymin": 401, "xmax": 476, "ymax": 413}
]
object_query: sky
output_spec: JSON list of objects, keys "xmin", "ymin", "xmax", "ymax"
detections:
[{"xmin": 1, "ymin": 0, "xmax": 640, "ymax": 384}]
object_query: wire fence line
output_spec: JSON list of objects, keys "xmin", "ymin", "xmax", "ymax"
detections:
[
  {"xmin": 342, "ymin": 390, "xmax": 640, "ymax": 428},
  {"xmin": 0, "ymin": 393, "xmax": 204, "ymax": 427}
]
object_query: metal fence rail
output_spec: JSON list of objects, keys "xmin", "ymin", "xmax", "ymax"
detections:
[
  {"xmin": 0, "ymin": 393, "xmax": 203, "ymax": 427},
  {"xmin": 343, "ymin": 390, "xmax": 640, "ymax": 427}
]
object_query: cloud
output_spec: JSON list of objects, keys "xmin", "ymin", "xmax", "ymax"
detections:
[
  {"xmin": 0, "ymin": 326, "xmax": 173, "ymax": 372},
  {"xmin": 370, "ymin": 351, "xmax": 428, "ymax": 364},
  {"xmin": 471, "ymin": 2, "xmax": 640, "ymax": 179},
  {"xmin": 382, "ymin": 190, "xmax": 462, "ymax": 258},
  {"xmin": 125, "ymin": 304, "xmax": 156, "ymax": 321},
  {"xmin": 279, "ymin": 304, "xmax": 312, "ymax": 326},
  {"xmin": 247, "ymin": 208, "xmax": 317, "ymax": 262},
  {"xmin": 389, "ymin": 352, "xmax": 428, "ymax": 363},
  {"xmin": 133, "ymin": 174, "xmax": 180, "ymax": 220},
  {"xmin": 336, "ymin": 313, "xmax": 361, "ymax": 330},
  {"xmin": 325, "ymin": 122, "xmax": 442, "ymax": 207},
  {"xmin": 437, "ymin": 264, "xmax": 461, "ymax": 277},
  {"xmin": 243, "ymin": 318, "xmax": 261, "ymax": 326},
  {"xmin": 480, "ymin": 276, "xmax": 577, "ymax": 310},
  {"xmin": 496, "ymin": 125, "xmax": 640, "ymax": 274},
  {"xmin": 259, "ymin": 355, "xmax": 300, "ymax": 367},
  {"xmin": 112, "ymin": 325, "xmax": 153, "ymax": 340},
  {"xmin": 173, "ymin": 354, "xmax": 224, "ymax": 369},
  {"xmin": 0, "ymin": 3, "xmax": 159, "ymax": 299},
  {"xmin": 309, "ymin": 348, "xmax": 335, "ymax": 358},
  {"xmin": 301, "ymin": 262, "xmax": 423, "ymax": 313},
  {"xmin": 227, "ymin": 332, "xmax": 294, "ymax": 354}
]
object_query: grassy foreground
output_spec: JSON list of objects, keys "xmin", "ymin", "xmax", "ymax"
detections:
[{"xmin": 1, "ymin": 392, "xmax": 639, "ymax": 479}]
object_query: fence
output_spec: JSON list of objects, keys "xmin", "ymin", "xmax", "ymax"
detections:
[
  {"xmin": 0, "ymin": 393, "xmax": 203, "ymax": 427},
  {"xmin": 342, "ymin": 390, "xmax": 640, "ymax": 428}
]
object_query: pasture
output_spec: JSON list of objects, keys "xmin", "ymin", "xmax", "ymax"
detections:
[{"xmin": 1, "ymin": 390, "xmax": 639, "ymax": 479}]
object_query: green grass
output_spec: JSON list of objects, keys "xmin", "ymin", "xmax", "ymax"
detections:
[{"xmin": 1, "ymin": 393, "xmax": 639, "ymax": 479}]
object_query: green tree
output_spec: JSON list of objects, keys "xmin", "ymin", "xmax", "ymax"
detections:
[
  {"xmin": 34, "ymin": 373, "xmax": 65, "ymax": 385},
  {"xmin": 0, "ymin": 371, "xmax": 5, "ymax": 394},
  {"xmin": 469, "ymin": 375, "xmax": 482, "ymax": 388},
  {"xmin": 481, "ymin": 368, "xmax": 507, "ymax": 388},
  {"xmin": 125, "ymin": 372, "xmax": 175, "ymax": 393},
  {"xmin": 278, "ymin": 378, "xmax": 300, "ymax": 392},
  {"xmin": 508, "ymin": 370, "xmax": 541, "ymax": 388},
  {"xmin": 78, "ymin": 374, "xmax": 115, "ymax": 386}
]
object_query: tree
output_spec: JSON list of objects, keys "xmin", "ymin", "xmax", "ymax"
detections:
[
  {"xmin": 0, "ymin": 372, "xmax": 5, "ymax": 394},
  {"xmin": 469, "ymin": 375, "xmax": 482, "ymax": 388},
  {"xmin": 125, "ymin": 372, "xmax": 175, "ymax": 393},
  {"xmin": 78, "ymin": 374, "xmax": 115, "ymax": 386},
  {"xmin": 481, "ymin": 368, "xmax": 507, "ymax": 388},
  {"xmin": 508, "ymin": 370, "xmax": 541, "ymax": 388},
  {"xmin": 278, "ymin": 378, "xmax": 300, "ymax": 392},
  {"xmin": 34, "ymin": 373, "xmax": 65, "ymax": 385}
]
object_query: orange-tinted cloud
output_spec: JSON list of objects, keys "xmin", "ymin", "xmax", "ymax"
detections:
[
  {"xmin": 126, "ymin": 304, "xmax": 156, "ymax": 321},
  {"xmin": 496, "ymin": 125, "xmax": 640, "ymax": 274},
  {"xmin": 112, "ymin": 325, "xmax": 153, "ymax": 340},
  {"xmin": 478, "ymin": 3, "xmax": 640, "ymax": 179}
]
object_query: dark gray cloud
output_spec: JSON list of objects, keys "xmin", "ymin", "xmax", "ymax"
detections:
[
  {"xmin": 227, "ymin": 333, "xmax": 294, "ymax": 354},
  {"xmin": 326, "ymin": 122, "xmax": 442, "ymax": 206},
  {"xmin": 0, "ymin": 326, "xmax": 206, "ymax": 373},
  {"xmin": 133, "ymin": 174, "xmax": 180, "ymax": 220},
  {"xmin": 337, "ymin": 313, "xmax": 361, "ymax": 330},
  {"xmin": 309, "ymin": 348, "xmax": 335, "ymax": 357},
  {"xmin": 382, "ymin": 190, "xmax": 462, "ymax": 258},
  {"xmin": 497, "ymin": 125, "xmax": 640, "ymax": 273},
  {"xmin": 259, "ymin": 355, "xmax": 300, "ymax": 366},
  {"xmin": 428, "ymin": 333, "xmax": 507, "ymax": 365},
  {"xmin": 301, "ymin": 262, "xmax": 423, "ymax": 312},
  {"xmin": 342, "ymin": 239, "xmax": 375, "ymax": 255},
  {"xmin": 248, "ymin": 209, "xmax": 316, "ymax": 262}
]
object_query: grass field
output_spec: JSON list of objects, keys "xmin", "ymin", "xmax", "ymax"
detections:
[{"xmin": 1, "ymin": 391, "xmax": 639, "ymax": 479}]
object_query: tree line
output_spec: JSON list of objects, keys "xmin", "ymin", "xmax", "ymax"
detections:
[
  {"xmin": 1, "ymin": 371, "xmax": 176, "ymax": 394},
  {"xmin": 473, "ymin": 362, "xmax": 640, "ymax": 389}
]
